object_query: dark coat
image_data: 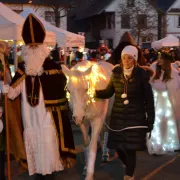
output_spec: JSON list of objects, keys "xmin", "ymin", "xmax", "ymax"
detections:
[{"xmin": 96, "ymin": 66, "xmax": 155, "ymax": 150}]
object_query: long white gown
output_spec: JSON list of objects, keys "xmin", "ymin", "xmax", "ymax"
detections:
[
  {"xmin": 8, "ymin": 79, "xmax": 64, "ymax": 175},
  {"xmin": 147, "ymin": 62, "xmax": 180, "ymax": 155}
]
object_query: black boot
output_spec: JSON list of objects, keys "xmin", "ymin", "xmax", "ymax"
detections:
[
  {"xmin": 35, "ymin": 174, "xmax": 45, "ymax": 180},
  {"xmin": 0, "ymin": 151, "xmax": 5, "ymax": 180},
  {"xmin": 45, "ymin": 173, "xmax": 55, "ymax": 180}
]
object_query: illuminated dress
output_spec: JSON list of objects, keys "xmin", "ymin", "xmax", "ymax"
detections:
[{"xmin": 147, "ymin": 62, "xmax": 180, "ymax": 155}]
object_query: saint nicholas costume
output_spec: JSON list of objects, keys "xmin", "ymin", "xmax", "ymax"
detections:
[{"xmin": 7, "ymin": 14, "xmax": 76, "ymax": 176}]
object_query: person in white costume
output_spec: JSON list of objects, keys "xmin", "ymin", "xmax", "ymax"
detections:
[
  {"xmin": 147, "ymin": 52, "xmax": 180, "ymax": 155},
  {"xmin": 1, "ymin": 14, "xmax": 76, "ymax": 180}
]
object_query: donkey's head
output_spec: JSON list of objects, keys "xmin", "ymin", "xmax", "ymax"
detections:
[{"xmin": 61, "ymin": 64, "xmax": 92, "ymax": 123}]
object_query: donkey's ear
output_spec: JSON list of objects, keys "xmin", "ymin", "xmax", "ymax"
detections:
[
  {"xmin": 80, "ymin": 66, "xmax": 93, "ymax": 77},
  {"xmin": 61, "ymin": 65, "xmax": 72, "ymax": 77}
]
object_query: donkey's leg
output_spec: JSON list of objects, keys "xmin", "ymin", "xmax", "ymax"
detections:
[
  {"xmin": 85, "ymin": 117, "xmax": 104, "ymax": 180},
  {"xmin": 101, "ymin": 98, "xmax": 112, "ymax": 162},
  {"xmin": 79, "ymin": 122, "xmax": 89, "ymax": 147},
  {"xmin": 79, "ymin": 122, "xmax": 90, "ymax": 175},
  {"xmin": 101, "ymin": 131, "xmax": 110, "ymax": 162}
]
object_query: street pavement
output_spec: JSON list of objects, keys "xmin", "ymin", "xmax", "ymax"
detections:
[{"xmin": 9, "ymin": 125, "xmax": 180, "ymax": 180}]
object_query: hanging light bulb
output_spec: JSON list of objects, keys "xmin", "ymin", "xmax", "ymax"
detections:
[
  {"xmin": 121, "ymin": 93, "xmax": 127, "ymax": 98},
  {"xmin": 124, "ymin": 100, "xmax": 129, "ymax": 105}
]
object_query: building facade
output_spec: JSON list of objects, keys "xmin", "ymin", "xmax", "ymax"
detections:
[
  {"xmin": 1, "ymin": 0, "xmax": 71, "ymax": 30},
  {"xmin": 68, "ymin": 0, "xmax": 160, "ymax": 48},
  {"xmin": 68, "ymin": 0, "xmax": 176, "ymax": 49},
  {"xmin": 167, "ymin": 0, "xmax": 180, "ymax": 39}
]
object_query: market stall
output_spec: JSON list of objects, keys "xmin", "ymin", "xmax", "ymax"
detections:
[
  {"xmin": 151, "ymin": 35, "xmax": 179, "ymax": 50},
  {"xmin": 0, "ymin": 2, "xmax": 56, "ymax": 70},
  {"xmin": 20, "ymin": 8, "xmax": 85, "ymax": 48}
]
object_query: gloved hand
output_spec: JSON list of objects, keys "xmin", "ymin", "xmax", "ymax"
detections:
[
  {"xmin": 146, "ymin": 124, "xmax": 153, "ymax": 139},
  {"xmin": 147, "ymin": 124, "xmax": 153, "ymax": 133},
  {"xmin": 1, "ymin": 82, "xmax": 10, "ymax": 94},
  {"xmin": 147, "ymin": 132, "xmax": 152, "ymax": 139},
  {"xmin": 0, "ymin": 119, "xmax": 3, "ymax": 133}
]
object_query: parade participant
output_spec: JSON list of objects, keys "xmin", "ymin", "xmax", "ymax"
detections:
[
  {"xmin": 89, "ymin": 51, "xmax": 97, "ymax": 62},
  {"xmin": 77, "ymin": 52, "xmax": 84, "ymax": 62},
  {"xmin": 0, "ymin": 41, "xmax": 27, "ymax": 180},
  {"xmin": 0, "ymin": 90, "xmax": 5, "ymax": 180},
  {"xmin": 95, "ymin": 45, "xmax": 155, "ymax": 180},
  {"xmin": 110, "ymin": 32, "xmax": 135, "ymax": 65},
  {"xmin": 1, "ymin": 14, "xmax": 76, "ymax": 180},
  {"xmin": 172, "ymin": 60, "xmax": 180, "ymax": 72},
  {"xmin": 70, "ymin": 60, "xmax": 78, "ymax": 69},
  {"xmin": 147, "ymin": 52, "xmax": 180, "ymax": 155},
  {"xmin": 97, "ymin": 40, "xmax": 109, "ymax": 55},
  {"xmin": 96, "ymin": 52, "xmax": 105, "ymax": 61},
  {"xmin": 0, "ymin": 41, "xmax": 11, "ymax": 180}
]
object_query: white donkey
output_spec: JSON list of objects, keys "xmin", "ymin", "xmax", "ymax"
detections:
[{"xmin": 62, "ymin": 61, "xmax": 114, "ymax": 180}]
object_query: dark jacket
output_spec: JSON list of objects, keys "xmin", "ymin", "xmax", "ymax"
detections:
[{"xmin": 96, "ymin": 66, "xmax": 155, "ymax": 150}]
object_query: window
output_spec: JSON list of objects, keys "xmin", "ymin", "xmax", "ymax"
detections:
[
  {"xmin": 127, "ymin": 0, "xmax": 135, "ymax": 7},
  {"xmin": 121, "ymin": 15, "xmax": 130, "ymax": 29},
  {"xmin": 142, "ymin": 36, "xmax": 152, "ymax": 42},
  {"xmin": 137, "ymin": 14, "xmax": 147, "ymax": 28},
  {"xmin": 107, "ymin": 39, "xmax": 113, "ymax": 49},
  {"xmin": 45, "ymin": 11, "xmax": 55, "ymax": 25},
  {"xmin": 91, "ymin": 15, "xmax": 106, "ymax": 30},
  {"xmin": 142, "ymin": 37, "xmax": 147, "ymax": 42},
  {"xmin": 178, "ymin": 16, "xmax": 180, "ymax": 27},
  {"xmin": 107, "ymin": 13, "xmax": 115, "ymax": 29}
]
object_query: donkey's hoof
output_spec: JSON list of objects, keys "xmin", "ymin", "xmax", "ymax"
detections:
[
  {"xmin": 101, "ymin": 154, "xmax": 109, "ymax": 163},
  {"xmin": 85, "ymin": 173, "xmax": 94, "ymax": 180},
  {"xmin": 82, "ymin": 166, "xmax": 87, "ymax": 176}
]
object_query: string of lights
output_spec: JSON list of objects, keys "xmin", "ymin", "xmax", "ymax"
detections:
[{"xmin": 149, "ymin": 90, "xmax": 179, "ymax": 154}]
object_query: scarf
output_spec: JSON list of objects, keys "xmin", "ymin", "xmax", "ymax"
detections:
[{"xmin": 123, "ymin": 65, "xmax": 134, "ymax": 78}]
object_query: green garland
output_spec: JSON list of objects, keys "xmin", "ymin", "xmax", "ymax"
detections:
[{"xmin": 158, "ymin": 51, "xmax": 173, "ymax": 61}]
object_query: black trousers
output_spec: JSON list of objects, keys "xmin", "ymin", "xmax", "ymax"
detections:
[
  {"xmin": 116, "ymin": 149, "xmax": 136, "ymax": 177},
  {"xmin": 0, "ymin": 151, "xmax": 5, "ymax": 180},
  {"xmin": 35, "ymin": 173, "xmax": 55, "ymax": 180}
]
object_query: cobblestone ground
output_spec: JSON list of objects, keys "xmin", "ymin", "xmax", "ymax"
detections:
[{"xmin": 9, "ymin": 126, "xmax": 180, "ymax": 180}]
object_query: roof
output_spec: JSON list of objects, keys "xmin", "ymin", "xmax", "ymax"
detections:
[
  {"xmin": 75, "ymin": 0, "xmax": 113, "ymax": 20},
  {"xmin": 0, "ymin": 0, "xmax": 73, "ymax": 6},
  {"xmin": 149, "ymin": 0, "xmax": 176, "ymax": 11},
  {"xmin": 75, "ymin": 0, "xmax": 176, "ymax": 20}
]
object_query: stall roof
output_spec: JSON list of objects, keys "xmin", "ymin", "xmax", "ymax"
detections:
[
  {"xmin": 20, "ymin": 8, "xmax": 85, "ymax": 47},
  {"xmin": 0, "ymin": 2, "xmax": 56, "ymax": 45},
  {"xmin": 0, "ymin": 0, "xmax": 72, "ymax": 6}
]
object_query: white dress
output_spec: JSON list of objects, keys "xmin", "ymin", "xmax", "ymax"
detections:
[
  {"xmin": 8, "ymin": 79, "xmax": 64, "ymax": 175},
  {"xmin": 147, "ymin": 62, "xmax": 180, "ymax": 155}
]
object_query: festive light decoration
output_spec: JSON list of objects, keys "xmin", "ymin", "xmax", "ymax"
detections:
[
  {"xmin": 66, "ymin": 62, "xmax": 107, "ymax": 106},
  {"xmin": 124, "ymin": 99, "xmax": 129, "ymax": 105},
  {"xmin": 150, "ymin": 89, "xmax": 179, "ymax": 153},
  {"xmin": 121, "ymin": 93, "xmax": 127, "ymax": 98}
]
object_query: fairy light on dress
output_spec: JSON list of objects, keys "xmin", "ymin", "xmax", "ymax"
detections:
[{"xmin": 150, "ymin": 90, "xmax": 179, "ymax": 154}]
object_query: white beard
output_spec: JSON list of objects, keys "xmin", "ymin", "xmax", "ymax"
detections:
[{"xmin": 22, "ymin": 44, "xmax": 50, "ymax": 76}]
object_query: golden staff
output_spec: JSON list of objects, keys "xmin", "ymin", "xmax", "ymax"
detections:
[{"xmin": 0, "ymin": 52, "xmax": 11, "ymax": 180}]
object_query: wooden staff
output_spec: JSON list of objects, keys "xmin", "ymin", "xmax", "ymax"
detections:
[{"xmin": 0, "ymin": 53, "xmax": 11, "ymax": 180}]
